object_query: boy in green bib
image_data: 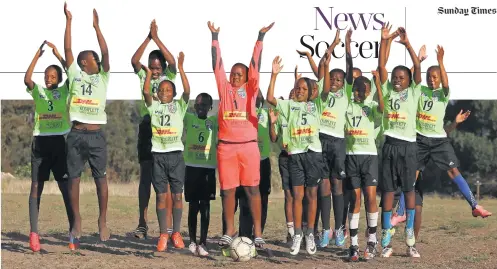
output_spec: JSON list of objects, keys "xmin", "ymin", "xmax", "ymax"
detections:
[
  {"xmin": 63, "ymin": 3, "xmax": 110, "ymax": 250},
  {"xmin": 344, "ymin": 72, "xmax": 384, "ymax": 262},
  {"xmin": 267, "ymin": 56, "xmax": 327, "ymax": 256},
  {"xmin": 130, "ymin": 19, "xmax": 177, "ymax": 240},
  {"xmin": 377, "ymin": 24, "xmax": 422, "ymax": 258},
  {"xmin": 24, "ymin": 41, "xmax": 73, "ymax": 253},
  {"xmin": 184, "ymin": 93, "xmax": 217, "ymax": 256},
  {"xmin": 141, "ymin": 51, "xmax": 190, "ymax": 252}
]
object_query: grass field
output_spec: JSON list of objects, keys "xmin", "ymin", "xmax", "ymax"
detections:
[{"xmin": 2, "ymin": 180, "xmax": 497, "ymax": 269}]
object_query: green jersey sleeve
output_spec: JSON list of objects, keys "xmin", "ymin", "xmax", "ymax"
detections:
[{"xmin": 257, "ymin": 108, "xmax": 271, "ymax": 159}]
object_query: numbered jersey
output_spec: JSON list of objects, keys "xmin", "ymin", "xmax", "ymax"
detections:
[
  {"xmin": 257, "ymin": 107, "xmax": 271, "ymax": 159},
  {"xmin": 416, "ymin": 87, "xmax": 450, "ymax": 138},
  {"xmin": 276, "ymin": 79, "xmax": 324, "ymax": 154},
  {"xmin": 319, "ymin": 83, "xmax": 352, "ymax": 138},
  {"xmin": 67, "ymin": 62, "xmax": 110, "ymax": 124},
  {"xmin": 345, "ymin": 101, "xmax": 380, "ymax": 155},
  {"xmin": 27, "ymin": 83, "xmax": 71, "ymax": 136},
  {"xmin": 148, "ymin": 99, "xmax": 188, "ymax": 153},
  {"xmin": 183, "ymin": 113, "xmax": 217, "ymax": 168},
  {"xmin": 381, "ymin": 81, "xmax": 422, "ymax": 142},
  {"xmin": 137, "ymin": 67, "xmax": 176, "ymax": 118}
]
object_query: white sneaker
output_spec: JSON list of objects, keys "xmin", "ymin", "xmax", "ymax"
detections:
[
  {"xmin": 305, "ymin": 233, "xmax": 317, "ymax": 255},
  {"xmin": 290, "ymin": 234, "xmax": 303, "ymax": 255},
  {"xmin": 188, "ymin": 242, "xmax": 198, "ymax": 255},
  {"xmin": 197, "ymin": 244, "xmax": 209, "ymax": 256},
  {"xmin": 407, "ymin": 246, "xmax": 420, "ymax": 258},
  {"xmin": 381, "ymin": 246, "xmax": 393, "ymax": 258}
]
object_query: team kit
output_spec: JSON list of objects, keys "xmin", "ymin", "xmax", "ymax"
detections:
[{"xmin": 24, "ymin": 3, "xmax": 492, "ymax": 262}]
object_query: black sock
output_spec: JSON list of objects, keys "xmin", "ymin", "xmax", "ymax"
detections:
[
  {"xmin": 138, "ymin": 161, "xmax": 152, "ymax": 227},
  {"xmin": 314, "ymin": 196, "xmax": 321, "ymax": 232},
  {"xmin": 342, "ymin": 191, "xmax": 351, "ymax": 228},
  {"xmin": 332, "ymin": 194, "xmax": 344, "ymax": 230},
  {"xmin": 173, "ymin": 208, "xmax": 182, "ymax": 233},
  {"xmin": 199, "ymin": 201, "xmax": 210, "ymax": 245},
  {"xmin": 157, "ymin": 208, "xmax": 167, "ymax": 234},
  {"xmin": 321, "ymin": 195, "xmax": 332, "ymax": 230},
  {"xmin": 261, "ymin": 195, "xmax": 269, "ymax": 234},
  {"xmin": 188, "ymin": 202, "xmax": 200, "ymax": 244},
  {"xmin": 57, "ymin": 181, "xmax": 73, "ymax": 232},
  {"xmin": 29, "ymin": 197, "xmax": 39, "ymax": 233},
  {"xmin": 239, "ymin": 195, "xmax": 253, "ymax": 238}
]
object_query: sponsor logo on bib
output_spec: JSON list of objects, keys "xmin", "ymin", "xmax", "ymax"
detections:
[
  {"xmin": 52, "ymin": 90, "xmax": 61, "ymax": 100},
  {"xmin": 258, "ymin": 112, "xmax": 265, "ymax": 123},
  {"xmin": 237, "ymin": 88, "xmax": 246, "ymax": 98},
  {"xmin": 399, "ymin": 90, "xmax": 408, "ymax": 102},
  {"xmin": 205, "ymin": 119, "xmax": 213, "ymax": 130}
]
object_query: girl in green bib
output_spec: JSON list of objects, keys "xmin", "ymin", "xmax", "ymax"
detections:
[
  {"xmin": 24, "ymin": 41, "xmax": 73, "ymax": 253},
  {"xmin": 130, "ymin": 19, "xmax": 177, "ymax": 240},
  {"xmin": 141, "ymin": 51, "xmax": 190, "ymax": 252}
]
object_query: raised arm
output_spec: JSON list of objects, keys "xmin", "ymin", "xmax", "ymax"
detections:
[
  {"xmin": 345, "ymin": 28, "xmax": 354, "ymax": 85},
  {"xmin": 320, "ymin": 51, "xmax": 332, "ymax": 101},
  {"xmin": 445, "ymin": 110, "xmax": 470, "ymax": 134},
  {"xmin": 266, "ymin": 56, "xmax": 283, "ymax": 107},
  {"xmin": 410, "ymin": 45, "xmax": 427, "ymax": 75},
  {"xmin": 318, "ymin": 30, "xmax": 341, "ymax": 81},
  {"xmin": 379, "ymin": 22, "xmax": 396, "ymax": 84},
  {"xmin": 208, "ymin": 21, "xmax": 227, "ymax": 98},
  {"xmin": 248, "ymin": 22, "xmax": 274, "ymax": 94},
  {"xmin": 269, "ymin": 108, "xmax": 278, "ymax": 143},
  {"xmin": 296, "ymin": 50, "xmax": 318, "ymax": 78},
  {"xmin": 371, "ymin": 70, "xmax": 384, "ymax": 113},
  {"xmin": 63, "ymin": 2, "xmax": 74, "ymax": 67},
  {"xmin": 142, "ymin": 64, "xmax": 153, "ymax": 107},
  {"xmin": 177, "ymin": 52, "xmax": 190, "ymax": 103},
  {"xmin": 24, "ymin": 42, "xmax": 45, "ymax": 90},
  {"xmin": 45, "ymin": 41, "xmax": 67, "ymax": 70},
  {"xmin": 131, "ymin": 30, "xmax": 152, "ymax": 73},
  {"xmin": 437, "ymin": 45, "xmax": 449, "ymax": 96},
  {"xmin": 93, "ymin": 9, "xmax": 109, "ymax": 72},
  {"xmin": 151, "ymin": 20, "xmax": 176, "ymax": 74},
  {"xmin": 396, "ymin": 27, "xmax": 421, "ymax": 85}
]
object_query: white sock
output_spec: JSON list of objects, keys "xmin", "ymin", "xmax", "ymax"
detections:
[
  {"xmin": 287, "ymin": 222, "xmax": 295, "ymax": 237},
  {"xmin": 367, "ymin": 212, "xmax": 379, "ymax": 243},
  {"xmin": 351, "ymin": 235, "xmax": 358, "ymax": 246}
]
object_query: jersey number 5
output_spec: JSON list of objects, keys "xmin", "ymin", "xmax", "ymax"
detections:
[{"xmin": 301, "ymin": 114, "xmax": 307, "ymax": 125}]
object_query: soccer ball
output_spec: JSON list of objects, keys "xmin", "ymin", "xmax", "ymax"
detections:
[{"xmin": 230, "ymin": 236, "xmax": 255, "ymax": 262}]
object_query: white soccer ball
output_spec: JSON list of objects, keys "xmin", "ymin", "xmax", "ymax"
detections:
[{"xmin": 230, "ymin": 236, "xmax": 255, "ymax": 262}]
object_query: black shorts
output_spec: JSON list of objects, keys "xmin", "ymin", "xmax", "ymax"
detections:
[
  {"xmin": 67, "ymin": 128, "xmax": 107, "ymax": 180},
  {"xmin": 152, "ymin": 151, "xmax": 186, "ymax": 194},
  {"xmin": 278, "ymin": 151, "xmax": 291, "ymax": 190},
  {"xmin": 320, "ymin": 133, "xmax": 346, "ymax": 180},
  {"xmin": 345, "ymin": 155, "xmax": 379, "ymax": 190},
  {"xmin": 31, "ymin": 135, "xmax": 67, "ymax": 182},
  {"xmin": 260, "ymin": 158, "xmax": 271, "ymax": 195},
  {"xmin": 137, "ymin": 115, "xmax": 153, "ymax": 163},
  {"xmin": 381, "ymin": 136, "xmax": 417, "ymax": 192},
  {"xmin": 184, "ymin": 166, "xmax": 216, "ymax": 202},
  {"xmin": 289, "ymin": 150, "xmax": 325, "ymax": 188},
  {"xmin": 417, "ymin": 134, "xmax": 459, "ymax": 171}
]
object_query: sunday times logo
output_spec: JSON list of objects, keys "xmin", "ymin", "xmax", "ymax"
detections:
[
  {"xmin": 438, "ymin": 7, "xmax": 497, "ymax": 16},
  {"xmin": 300, "ymin": 7, "xmax": 385, "ymax": 59}
]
